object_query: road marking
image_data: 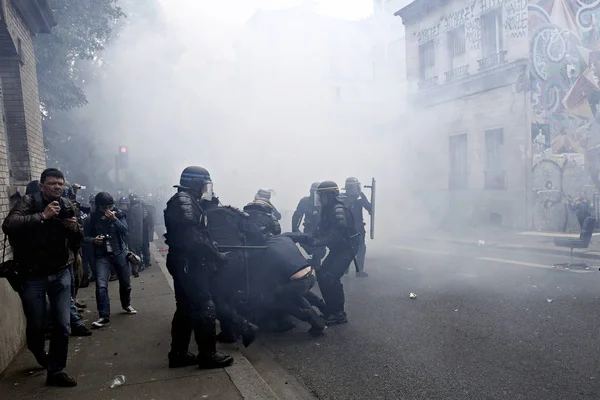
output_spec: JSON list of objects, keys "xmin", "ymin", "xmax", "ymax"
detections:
[
  {"xmin": 390, "ymin": 245, "xmax": 451, "ymax": 256},
  {"xmin": 476, "ymin": 257, "xmax": 592, "ymax": 273}
]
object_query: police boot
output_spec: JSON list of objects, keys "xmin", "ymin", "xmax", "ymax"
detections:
[
  {"xmin": 197, "ymin": 335, "xmax": 234, "ymax": 369},
  {"xmin": 241, "ymin": 320, "xmax": 259, "ymax": 348},
  {"xmin": 325, "ymin": 311, "xmax": 348, "ymax": 325},
  {"xmin": 198, "ymin": 352, "xmax": 234, "ymax": 369},
  {"xmin": 168, "ymin": 351, "xmax": 198, "ymax": 368}
]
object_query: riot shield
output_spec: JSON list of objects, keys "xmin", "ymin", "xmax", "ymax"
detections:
[{"xmin": 364, "ymin": 177, "xmax": 376, "ymax": 240}]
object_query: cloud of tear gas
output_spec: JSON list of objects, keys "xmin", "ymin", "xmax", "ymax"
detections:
[{"xmin": 71, "ymin": 0, "xmax": 434, "ymax": 236}]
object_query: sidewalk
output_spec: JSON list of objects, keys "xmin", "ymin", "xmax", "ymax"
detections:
[
  {"xmin": 0, "ymin": 244, "xmax": 279, "ymax": 400},
  {"xmin": 396, "ymin": 226, "xmax": 600, "ymax": 260}
]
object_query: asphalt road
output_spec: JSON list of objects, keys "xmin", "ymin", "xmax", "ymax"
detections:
[{"xmin": 253, "ymin": 240, "xmax": 600, "ymax": 400}]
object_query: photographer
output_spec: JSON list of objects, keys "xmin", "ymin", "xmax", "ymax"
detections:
[
  {"xmin": 2, "ymin": 168, "xmax": 82, "ymax": 387},
  {"xmin": 84, "ymin": 192, "xmax": 137, "ymax": 329}
]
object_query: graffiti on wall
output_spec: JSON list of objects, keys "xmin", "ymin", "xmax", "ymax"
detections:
[
  {"xmin": 529, "ymin": 0, "xmax": 600, "ymax": 231},
  {"xmin": 414, "ymin": 0, "xmax": 527, "ymax": 50}
]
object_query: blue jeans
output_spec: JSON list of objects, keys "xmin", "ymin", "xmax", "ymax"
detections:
[
  {"xmin": 19, "ymin": 268, "xmax": 72, "ymax": 376},
  {"xmin": 95, "ymin": 251, "xmax": 131, "ymax": 320}
]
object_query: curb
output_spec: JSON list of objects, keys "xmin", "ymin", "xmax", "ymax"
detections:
[{"xmin": 149, "ymin": 242, "xmax": 281, "ymax": 400}]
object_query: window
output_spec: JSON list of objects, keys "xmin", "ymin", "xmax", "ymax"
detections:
[
  {"xmin": 447, "ymin": 26, "xmax": 466, "ymax": 71},
  {"xmin": 418, "ymin": 40, "xmax": 435, "ymax": 80},
  {"xmin": 484, "ymin": 128, "xmax": 505, "ymax": 190},
  {"xmin": 481, "ymin": 10, "xmax": 503, "ymax": 57},
  {"xmin": 449, "ymin": 134, "xmax": 468, "ymax": 190}
]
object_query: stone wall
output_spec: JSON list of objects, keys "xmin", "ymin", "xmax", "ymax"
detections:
[{"xmin": 0, "ymin": 0, "xmax": 48, "ymax": 374}]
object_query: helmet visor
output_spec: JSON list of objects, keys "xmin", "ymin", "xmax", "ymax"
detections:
[{"xmin": 202, "ymin": 182, "xmax": 214, "ymax": 201}]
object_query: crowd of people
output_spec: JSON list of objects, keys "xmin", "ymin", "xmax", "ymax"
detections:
[{"xmin": 0, "ymin": 165, "xmax": 372, "ymax": 387}]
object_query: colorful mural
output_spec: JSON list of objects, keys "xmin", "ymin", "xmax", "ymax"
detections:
[{"xmin": 529, "ymin": 0, "xmax": 600, "ymax": 231}]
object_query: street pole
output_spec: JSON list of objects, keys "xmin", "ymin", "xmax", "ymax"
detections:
[{"xmin": 115, "ymin": 154, "xmax": 120, "ymax": 193}]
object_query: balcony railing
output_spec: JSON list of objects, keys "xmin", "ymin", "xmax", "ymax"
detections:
[
  {"xmin": 418, "ymin": 75, "xmax": 438, "ymax": 90},
  {"xmin": 445, "ymin": 64, "xmax": 469, "ymax": 82},
  {"xmin": 477, "ymin": 50, "xmax": 507, "ymax": 72}
]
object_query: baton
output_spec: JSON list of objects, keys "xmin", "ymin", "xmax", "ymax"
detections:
[{"xmin": 353, "ymin": 256, "xmax": 359, "ymax": 273}]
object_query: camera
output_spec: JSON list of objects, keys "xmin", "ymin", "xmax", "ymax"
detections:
[
  {"xmin": 58, "ymin": 199, "xmax": 75, "ymax": 220},
  {"xmin": 99, "ymin": 234, "xmax": 114, "ymax": 254}
]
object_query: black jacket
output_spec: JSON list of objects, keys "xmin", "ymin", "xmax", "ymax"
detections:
[
  {"xmin": 263, "ymin": 235, "xmax": 309, "ymax": 282},
  {"xmin": 163, "ymin": 189, "xmax": 221, "ymax": 262},
  {"xmin": 84, "ymin": 209, "xmax": 128, "ymax": 257},
  {"xmin": 2, "ymin": 193, "xmax": 83, "ymax": 276},
  {"xmin": 291, "ymin": 196, "xmax": 320, "ymax": 234},
  {"xmin": 243, "ymin": 201, "xmax": 281, "ymax": 239},
  {"xmin": 314, "ymin": 199, "xmax": 358, "ymax": 250},
  {"xmin": 343, "ymin": 193, "xmax": 372, "ymax": 233}
]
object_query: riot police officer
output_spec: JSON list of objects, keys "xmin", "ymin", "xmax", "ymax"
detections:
[
  {"xmin": 311, "ymin": 181, "xmax": 359, "ymax": 325},
  {"xmin": 292, "ymin": 182, "xmax": 326, "ymax": 269},
  {"xmin": 164, "ymin": 166, "xmax": 233, "ymax": 369},
  {"xmin": 343, "ymin": 177, "xmax": 372, "ymax": 277}
]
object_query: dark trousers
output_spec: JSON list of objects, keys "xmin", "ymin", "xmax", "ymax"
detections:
[
  {"xmin": 142, "ymin": 238, "xmax": 151, "ymax": 267},
  {"xmin": 300, "ymin": 244, "xmax": 326, "ymax": 269},
  {"xmin": 167, "ymin": 252, "xmax": 217, "ymax": 357},
  {"xmin": 95, "ymin": 252, "xmax": 131, "ymax": 320},
  {"xmin": 19, "ymin": 268, "xmax": 72, "ymax": 376},
  {"xmin": 317, "ymin": 247, "xmax": 357, "ymax": 314},
  {"xmin": 356, "ymin": 233, "xmax": 367, "ymax": 272},
  {"xmin": 273, "ymin": 272, "xmax": 325, "ymax": 329}
]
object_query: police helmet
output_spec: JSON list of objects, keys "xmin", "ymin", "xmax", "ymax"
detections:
[
  {"xmin": 345, "ymin": 177, "xmax": 361, "ymax": 196},
  {"xmin": 310, "ymin": 181, "xmax": 320, "ymax": 195},
  {"xmin": 316, "ymin": 181, "xmax": 339, "ymax": 206},
  {"xmin": 178, "ymin": 166, "xmax": 212, "ymax": 193}
]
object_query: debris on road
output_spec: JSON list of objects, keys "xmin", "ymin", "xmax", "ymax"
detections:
[
  {"xmin": 478, "ymin": 240, "xmax": 485, "ymax": 246},
  {"xmin": 108, "ymin": 375, "xmax": 126, "ymax": 389},
  {"xmin": 409, "ymin": 293, "xmax": 417, "ymax": 299},
  {"xmin": 547, "ymin": 298, "xmax": 554, "ymax": 303}
]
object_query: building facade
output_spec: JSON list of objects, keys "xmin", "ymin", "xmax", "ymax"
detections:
[
  {"xmin": 398, "ymin": 0, "xmax": 531, "ymax": 230},
  {"xmin": 398, "ymin": 0, "xmax": 600, "ymax": 232},
  {"xmin": 0, "ymin": 0, "xmax": 55, "ymax": 373}
]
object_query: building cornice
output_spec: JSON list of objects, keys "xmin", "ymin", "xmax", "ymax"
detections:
[{"xmin": 395, "ymin": 0, "xmax": 451, "ymax": 25}]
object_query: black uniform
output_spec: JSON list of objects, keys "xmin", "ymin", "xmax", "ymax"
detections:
[
  {"xmin": 164, "ymin": 186, "xmax": 231, "ymax": 368},
  {"xmin": 314, "ymin": 194, "xmax": 359, "ymax": 324},
  {"xmin": 244, "ymin": 201, "xmax": 281, "ymax": 240},
  {"xmin": 343, "ymin": 194, "xmax": 372, "ymax": 274},
  {"xmin": 292, "ymin": 196, "xmax": 326, "ymax": 268}
]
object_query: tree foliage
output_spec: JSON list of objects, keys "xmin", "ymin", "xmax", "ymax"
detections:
[{"xmin": 35, "ymin": 0, "xmax": 125, "ymax": 112}]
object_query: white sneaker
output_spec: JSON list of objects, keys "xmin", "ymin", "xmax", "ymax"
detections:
[
  {"xmin": 91, "ymin": 318, "xmax": 110, "ymax": 329},
  {"xmin": 123, "ymin": 306, "xmax": 137, "ymax": 315}
]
